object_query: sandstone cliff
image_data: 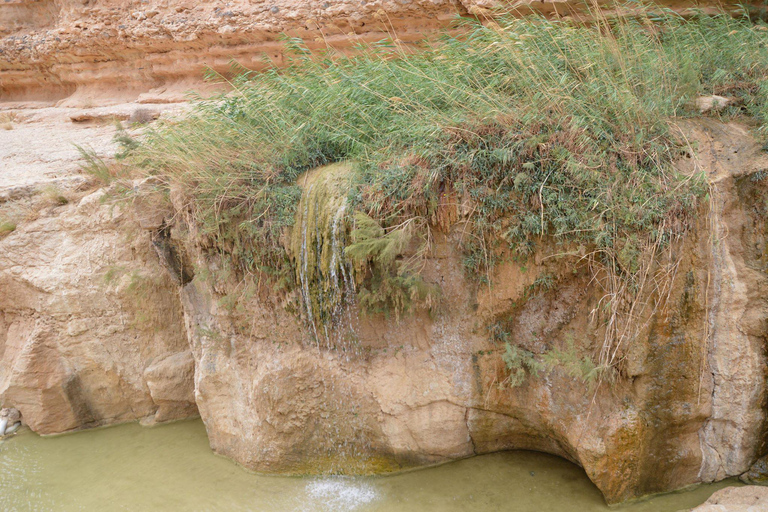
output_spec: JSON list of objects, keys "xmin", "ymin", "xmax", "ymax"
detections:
[
  {"xmin": 137, "ymin": 119, "xmax": 764, "ymax": 504},
  {"xmin": 0, "ymin": 0, "xmax": 757, "ymax": 104},
  {"xmin": 0, "ymin": 184, "xmax": 198, "ymax": 432},
  {"xmin": 4, "ymin": 112, "xmax": 768, "ymax": 504},
  {"xmin": 3, "ymin": 0, "xmax": 768, "ymax": 507}
]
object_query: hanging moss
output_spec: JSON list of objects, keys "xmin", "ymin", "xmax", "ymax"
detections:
[
  {"xmin": 289, "ymin": 163, "xmax": 440, "ymax": 339},
  {"xmin": 290, "ymin": 163, "xmax": 358, "ymax": 342}
]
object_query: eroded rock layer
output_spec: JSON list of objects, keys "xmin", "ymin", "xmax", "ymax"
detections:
[
  {"xmin": 1, "ymin": 116, "xmax": 767, "ymax": 504},
  {"xmin": 1, "ymin": 109, "xmax": 768, "ymax": 506},
  {"xmin": 0, "ymin": 0, "xmax": 758, "ymax": 103}
]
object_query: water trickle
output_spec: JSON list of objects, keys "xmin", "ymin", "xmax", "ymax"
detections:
[
  {"xmin": 291, "ymin": 164, "xmax": 359, "ymax": 351},
  {"xmin": 287, "ymin": 164, "xmax": 374, "ymax": 473},
  {"xmin": 299, "ymin": 182, "xmax": 320, "ymax": 342}
]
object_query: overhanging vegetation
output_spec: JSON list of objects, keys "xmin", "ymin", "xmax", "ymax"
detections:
[{"xmin": 128, "ymin": 6, "xmax": 768, "ymax": 369}]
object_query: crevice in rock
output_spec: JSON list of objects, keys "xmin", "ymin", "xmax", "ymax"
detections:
[
  {"xmin": 464, "ymin": 406, "xmax": 477, "ymax": 456},
  {"xmin": 151, "ymin": 224, "xmax": 194, "ymax": 285}
]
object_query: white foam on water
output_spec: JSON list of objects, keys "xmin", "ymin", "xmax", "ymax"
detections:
[{"xmin": 301, "ymin": 478, "xmax": 378, "ymax": 512}]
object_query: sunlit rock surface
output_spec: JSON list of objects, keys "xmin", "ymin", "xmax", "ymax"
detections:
[
  {"xmin": 0, "ymin": 182, "xmax": 197, "ymax": 432},
  {"xmin": 165, "ymin": 122, "xmax": 768, "ymax": 503},
  {"xmin": 688, "ymin": 486, "xmax": 768, "ymax": 511}
]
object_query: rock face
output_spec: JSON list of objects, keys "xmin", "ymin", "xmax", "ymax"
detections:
[
  {"xmin": 741, "ymin": 454, "xmax": 768, "ymax": 485},
  {"xmin": 1, "ymin": 116, "xmax": 766, "ymax": 504},
  {"xmin": 689, "ymin": 486, "xmax": 768, "ymax": 511},
  {"xmin": 0, "ymin": 0, "xmax": 757, "ymax": 103},
  {"xmin": 2, "ymin": 1, "xmax": 768, "ymax": 506},
  {"xmin": 691, "ymin": 121, "xmax": 768, "ymax": 484},
  {"xmin": 160, "ymin": 120, "xmax": 768, "ymax": 504},
  {"xmin": 0, "ymin": 186, "xmax": 197, "ymax": 433}
]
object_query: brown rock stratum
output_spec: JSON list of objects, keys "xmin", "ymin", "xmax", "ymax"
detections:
[
  {"xmin": 0, "ymin": 103, "xmax": 196, "ymax": 431},
  {"xmin": 0, "ymin": 0, "xmax": 759, "ymax": 104}
]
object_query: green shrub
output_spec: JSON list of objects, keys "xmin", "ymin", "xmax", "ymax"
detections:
[
  {"xmin": 0, "ymin": 219, "xmax": 16, "ymax": 237},
  {"xmin": 129, "ymin": 7, "xmax": 768, "ymax": 348},
  {"xmin": 346, "ymin": 212, "xmax": 439, "ymax": 318},
  {"xmin": 502, "ymin": 343, "xmax": 544, "ymax": 388},
  {"xmin": 76, "ymin": 145, "xmax": 116, "ymax": 185}
]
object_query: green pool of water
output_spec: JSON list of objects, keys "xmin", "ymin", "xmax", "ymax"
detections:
[{"xmin": 0, "ymin": 420, "xmax": 735, "ymax": 511}]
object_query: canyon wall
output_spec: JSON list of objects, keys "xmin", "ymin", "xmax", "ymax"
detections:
[
  {"xmin": 152, "ymin": 119, "xmax": 767, "ymax": 504},
  {"xmin": 0, "ymin": 0, "xmax": 757, "ymax": 103},
  {"xmin": 4, "ymin": 114, "xmax": 767, "ymax": 504},
  {"xmin": 2, "ymin": 0, "xmax": 768, "ymax": 506}
]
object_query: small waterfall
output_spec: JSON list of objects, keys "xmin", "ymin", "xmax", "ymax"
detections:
[
  {"xmin": 299, "ymin": 183, "xmax": 320, "ymax": 342},
  {"xmin": 292, "ymin": 164, "xmax": 359, "ymax": 351},
  {"xmin": 289, "ymin": 164, "xmax": 380, "ymax": 474}
]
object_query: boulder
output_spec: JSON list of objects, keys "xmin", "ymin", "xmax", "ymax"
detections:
[{"xmin": 688, "ymin": 486, "xmax": 768, "ymax": 511}]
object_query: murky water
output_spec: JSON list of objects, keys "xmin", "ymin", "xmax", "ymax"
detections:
[{"xmin": 0, "ymin": 420, "xmax": 736, "ymax": 511}]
